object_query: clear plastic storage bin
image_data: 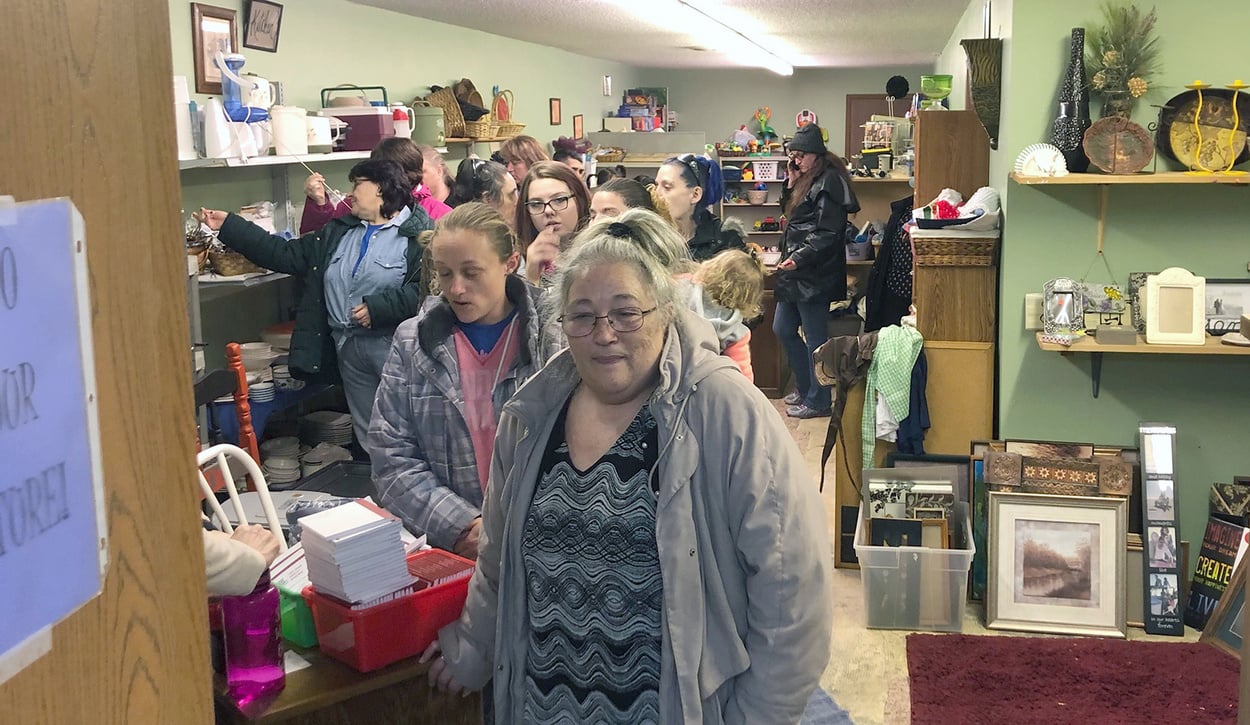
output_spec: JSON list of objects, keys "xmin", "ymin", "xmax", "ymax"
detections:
[{"xmin": 853, "ymin": 503, "xmax": 975, "ymax": 632}]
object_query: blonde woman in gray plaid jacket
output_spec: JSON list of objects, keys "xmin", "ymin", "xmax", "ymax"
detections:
[{"xmin": 368, "ymin": 203, "xmax": 552, "ymax": 558}]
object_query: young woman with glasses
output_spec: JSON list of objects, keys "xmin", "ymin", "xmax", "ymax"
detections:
[
  {"xmin": 424, "ymin": 209, "xmax": 833, "ymax": 724},
  {"xmin": 655, "ymin": 153, "xmax": 744, "ymax": 262},
  {"xmin": 515, "ymin": 161, "xmax": 590, "ymax": 285},
  {"xmin": 369, "ymin": 203, "xmax": 553, "ymax": 560}
]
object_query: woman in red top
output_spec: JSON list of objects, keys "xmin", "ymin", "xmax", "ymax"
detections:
[{"xmin": 301, "ymin": 138, "xmax": 452, "ymax": 233}]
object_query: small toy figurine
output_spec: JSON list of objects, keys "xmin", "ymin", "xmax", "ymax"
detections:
[
  {"xmin": 755, "ymin": 107, "xmax": 777, "ymax": 142},
  {"xmin": 742, "ymin": 167, "xmax": 754, "ymax": 181}
]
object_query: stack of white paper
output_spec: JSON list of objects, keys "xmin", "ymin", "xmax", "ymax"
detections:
[{"xmin": 299, "ymin": 501, "xmax": 413, "ymax": 604}]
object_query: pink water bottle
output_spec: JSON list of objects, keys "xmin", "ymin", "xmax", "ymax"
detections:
[{"xmin": 221, "ymin": 570, "xmax": 286, "ymax": 706}]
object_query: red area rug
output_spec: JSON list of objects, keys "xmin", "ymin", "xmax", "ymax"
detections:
[{"xmin": 907, "ymin": 634, "xmax": 1239, "ymax": 724}]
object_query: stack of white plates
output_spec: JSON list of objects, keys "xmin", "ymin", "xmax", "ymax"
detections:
[
  {"xmin": 239, "ymin": 342, "xmax": 278, "ymax": 373},
  {"xmin": 260, "ymin": 436, "xmax": 301, "ymax": 459},
  {"xmin": 300, "ymin": 411, "xmax": 354, "ymax": 447},
  {"xmin": 272, "ymin": 365, "xmax": 305, "ymax": 392},
  {"xmin": 301, "ymin": 442, "xmax": 353, "ymax": 477},
  {"xmin": 262, "ymin": 456, "xmax": 302, "ymax": 485},
  {"xmin": 249, "ymin": 381, "xmax": 276, "ymax": 403}
]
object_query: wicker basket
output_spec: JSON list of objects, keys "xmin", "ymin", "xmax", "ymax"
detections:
[
  {"xmin": 492, "ymin": 90, "xmax": 526, "ymax": 137},
  {"xmin": 912, "ymin": 234, "xmax": 999, "ymax": 267},
  {"xmin": 208, "ymin": 250, "xmax": 263, "ymax": 277},
  {"xmin": 425, "ymin": 86, "xmax": 465, "ymax": 138},
  {"xmin": 187, "ymin": 245, "xmax": 209, "ymax": 274},
  {"xmin": 463, "ymin": 113, "xmax": 494, "ymax": 139},
  {"xmin": 594, "ymin": 146, "xmax": 626, "ymax": 163}
]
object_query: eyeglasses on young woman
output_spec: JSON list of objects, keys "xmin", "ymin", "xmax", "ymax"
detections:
[{"xmin": 525, "ymin": 194, "xmax": 573, "ymax": 215}]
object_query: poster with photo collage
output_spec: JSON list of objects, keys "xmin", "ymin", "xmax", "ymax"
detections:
[{"xmin": 1138, "ymin": 423, "xmax": 1184, "ymax": 636}]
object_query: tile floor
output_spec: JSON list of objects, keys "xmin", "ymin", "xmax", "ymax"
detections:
[{"xmin": 771, "ymin": 400, "xmax": 1200, "ymax": 725}]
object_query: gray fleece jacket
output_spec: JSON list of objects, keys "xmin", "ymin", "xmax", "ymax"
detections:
[{"xmin": 438, "ymin": 308, "xmax": 833, "ymax": 724}]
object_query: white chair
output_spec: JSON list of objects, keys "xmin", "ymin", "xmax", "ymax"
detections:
[{"xmin": 197, "ymin": 443, "xmax": 288, "ymax": 553}]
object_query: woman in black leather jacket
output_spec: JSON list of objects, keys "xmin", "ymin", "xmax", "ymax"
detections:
[
  {"xmin": 655, "ymin": 154, "xmax": 744, "ymax": 262},
  {"xmin": 774, "ymin": 125, "xmax": 859, "ymax": 418}
]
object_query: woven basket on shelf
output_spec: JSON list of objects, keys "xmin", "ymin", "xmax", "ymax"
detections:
[
  {"xmin": 594, "ymin": 147, "xmax": 626, "ymax": 163},
  {"xmin": 492, "ymin": 90, "xmax": 526, "ymax": 137},
  {"xmin": 208, "ymin": 250, "xmax": 263, "ymax": 277},
  {"xmin": 425, "ymin": 86, "xmax": 465, "ymax": 138},
  {"xmin": 912, "ymin": 235, "xmax": 998, "ymax": 267},
  {"xmin": 463, "ymin": 113, "xmax": 494, "ymax": 139}
]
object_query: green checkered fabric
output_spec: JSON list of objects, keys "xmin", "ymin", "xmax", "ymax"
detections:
[{"xmin": 861, "ymin": 325, "xmax": 923, "ymax": 470}]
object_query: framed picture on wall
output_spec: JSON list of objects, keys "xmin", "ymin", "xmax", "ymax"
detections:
[
  {"xmin": 243, "ymin": 0, "xmax": 284, "ymax": 53},
  {"xmin": 191, "ymin": 3, "xmax": 238, "ymax": 95},
  {"xmin": 573, "ymin": 114, "xmax": 584, "ymax": 139},
  {"xmin": 549, "ymin": 98, "xmax": 562, "ymax": 125}
]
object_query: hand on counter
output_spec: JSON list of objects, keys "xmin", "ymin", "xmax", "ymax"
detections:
[
  {"xmin": 420, "ymin": 641, "xmax": 468, "ymax": 695},
  {"xmin": 452, "ymin": 517, "xmax": 482, "ymax": 560},
  {"xmin": 230, "ymin": 524, "xmax": 281, "ymax": 566},
  {"xmin": 194, "ymin": 208, "xmax": 228, "ymax": 231}
]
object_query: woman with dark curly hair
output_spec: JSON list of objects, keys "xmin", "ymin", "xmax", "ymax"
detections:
[
  {"xmin": 195, "ymin": 158, "xmax": 434, "ymax": 446},
  {"xmin": 446, "ymin": 158, "xmax": 518, "ymax": 225}
]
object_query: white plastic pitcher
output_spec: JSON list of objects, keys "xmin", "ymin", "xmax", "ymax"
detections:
[{"xmin": 270, "ymin": 106, "xmax": 308, "ymax": 156}]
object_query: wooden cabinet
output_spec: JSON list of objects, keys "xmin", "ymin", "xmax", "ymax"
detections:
[
  {"xmin": 912, "ymin": 110, "xmax": 990, "ymax": 206},
  {"xmin": 749, "ymin": 272, "xmax": 790, "ymax": 398}
]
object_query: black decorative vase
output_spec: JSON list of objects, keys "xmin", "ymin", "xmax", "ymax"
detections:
[{"xmin": 1050, "ymin": 28, "xmax": 1092, "ymax": 173}]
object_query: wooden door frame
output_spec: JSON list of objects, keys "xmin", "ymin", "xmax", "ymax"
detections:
[{"xmin": 0, "ymin": 0, "xmax": 211, "ymax": 721}]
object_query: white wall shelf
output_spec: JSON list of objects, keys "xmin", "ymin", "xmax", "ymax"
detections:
[{"xmin": 178, "ymin": 150, "xmax": 373, "ymax": 171}]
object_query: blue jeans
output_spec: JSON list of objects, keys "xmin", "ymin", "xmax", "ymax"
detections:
[
  {"xmin": 773, "ymin": 299, "xmax": 831, "ymax": 410},
  {"xmin": 336, "ymin": 332, "xmax": 394, "ymax": 449}
]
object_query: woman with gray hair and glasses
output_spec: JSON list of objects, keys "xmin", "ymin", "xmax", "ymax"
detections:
[{"xmin": 423, "ymin": 208, "xmax": 833, "ymax": 724}]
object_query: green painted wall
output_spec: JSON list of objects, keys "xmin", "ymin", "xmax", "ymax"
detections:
[
  {"xmin": 935, "ymin": 0, "xmax": 1015, "ymax": 193},
  {"xmin": 1001, "ymin": 0, "xmax": 1250, "ymax": 560}
]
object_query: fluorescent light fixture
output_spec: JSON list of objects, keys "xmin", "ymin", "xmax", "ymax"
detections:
[{"xmin": 605, "ymin": 0, "xmax": 795, "ymax": 76}]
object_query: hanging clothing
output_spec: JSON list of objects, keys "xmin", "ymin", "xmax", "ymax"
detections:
[
  {"xmin": 814, "ymin": 332, "xmax": 879, "ymax": 491},
  {"xmin": 864, "ymin": 195, "xmax": 916, "ymax": 332},
  {"xmin": 860, "ymin": 325, "xmax": 924, "ymax": 471},
  {"xmin": 895, "ymin": 350, "xmax": 930, "ymax": 455}
]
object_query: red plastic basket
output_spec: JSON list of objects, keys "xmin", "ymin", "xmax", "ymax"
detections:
[{"xmin": 303, "ymin": 550, "xmax": 473, "ymax": 672}]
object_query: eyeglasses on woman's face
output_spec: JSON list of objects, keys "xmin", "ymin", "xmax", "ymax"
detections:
[
  {"xmin": 525, "ymin": 194, "xmax": 573, "ymax": 215},
  {"xmin": 558, "ymin": 307, "xmax": 656, "ymax": 338}
]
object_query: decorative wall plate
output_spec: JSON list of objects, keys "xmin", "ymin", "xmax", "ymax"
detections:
[
  {"xmin": 1083, "ymin": 116, "xmax": 1153, "ymax": 174},
  {"xmin": 1014, "ymin": 143, "xmax": 1069, "ymax": 176},
  {"xmin": 1155, "ymin": 89, "xmax": 1250, "ymax": 169}
]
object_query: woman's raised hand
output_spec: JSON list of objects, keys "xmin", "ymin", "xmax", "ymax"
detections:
[
  {"xmin": 524, "ymin": 228, "xmax": 561, "ymax": 284},
  {"xmin": 193, "ymin": 208, "xmax": 228, "ymax": 231},
  {"xmin": 303, "ymin": 172, "xmax": 327, "ymax": 205}
]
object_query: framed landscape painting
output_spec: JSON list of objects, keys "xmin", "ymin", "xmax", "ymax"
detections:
[{"xmin": 987, "ymin": 491, "xmax": 1127, "ymax": 638}]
